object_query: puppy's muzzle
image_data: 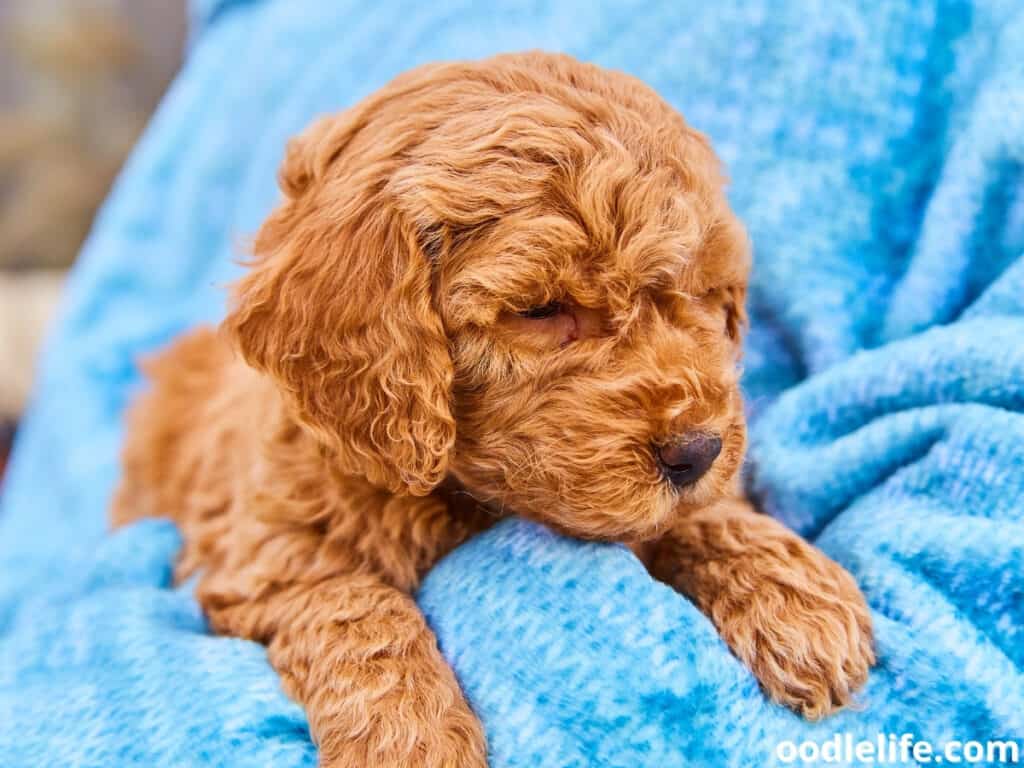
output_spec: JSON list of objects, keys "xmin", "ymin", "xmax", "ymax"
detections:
[{"xmin": 656, "ymin": 433, "xmax": 722, "ymax": 487}]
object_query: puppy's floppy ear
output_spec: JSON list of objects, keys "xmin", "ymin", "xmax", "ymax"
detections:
[
  {"xmin": 275, "ymin": 114, "xmax": 360, "ymax": 199},
  {"xmin": 224, "ymin": 113, "xmax": 453, "ymax": 496}
]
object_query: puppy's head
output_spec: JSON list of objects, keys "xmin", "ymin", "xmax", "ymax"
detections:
[{"xmin": 226, "ymin": 52, "xmax": 750, "ymax": 542}]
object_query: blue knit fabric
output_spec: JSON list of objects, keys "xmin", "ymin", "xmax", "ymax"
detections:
[{"xmin": 2, "ymin": 1, "xmax": 1023, "ymax": 765}]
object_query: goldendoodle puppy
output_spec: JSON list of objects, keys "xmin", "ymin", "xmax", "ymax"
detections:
[{"xmin": 114, "ymin": 52, "xmax": 874, "ymax": 767}]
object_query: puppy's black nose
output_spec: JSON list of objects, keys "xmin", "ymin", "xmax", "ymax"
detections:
[{"xmin": 656, "ymin": 433, "xmax": 722, "ymax": 487}]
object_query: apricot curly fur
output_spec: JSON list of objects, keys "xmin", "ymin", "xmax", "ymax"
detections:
[{"xmin": 112, "ymin": 52, "xmax": 874, "ymax": 767}]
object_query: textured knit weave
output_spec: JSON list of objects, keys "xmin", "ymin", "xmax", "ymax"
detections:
[{"xmin": 1, "ymin": 1, "xmax": 1023, "ymax": 766}]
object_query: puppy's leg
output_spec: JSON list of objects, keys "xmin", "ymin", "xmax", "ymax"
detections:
[
  {"xmin": 642, "ymin": 498, "xmax": 874, "ymax": 718},
  {"xmin": 200, "ymin": 568, "xmax": 486, "ymax": 768},
  {"xmin": 191, "ymin": 487, "xmax": 491, "ymax": 768}
]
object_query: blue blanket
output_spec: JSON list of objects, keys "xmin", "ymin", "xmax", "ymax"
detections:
[{"xmin": 2, "ymin": 1, "xmax": 1023, "ymax": 765}]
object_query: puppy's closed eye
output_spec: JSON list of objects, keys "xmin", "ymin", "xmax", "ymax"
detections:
[
  {"xmin": 697, "ymin": 288, "xmax": 744, "ymax": 341},
  {"xmin": 721, "ymin": 289, "xmax": 745, "ymax": 341},
  {"xmin": 505, "ymin": 301, "xmax": 603, "ymax": 349},
  {"xmin": 508, "ymin": 301, "xmax": 577, "ymax": 348},
  {"xmin": 517, "ymin": 301, "xmax": 563, "ymax": 320}
]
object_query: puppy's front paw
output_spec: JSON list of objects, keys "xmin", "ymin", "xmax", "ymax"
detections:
[
  {"xmin": 713, "ymin": 539, "xmax": 875, "ymax": 719},
  {"xmin": 317, "ymin": 700, "xmax": 488, "ymax": 768}
]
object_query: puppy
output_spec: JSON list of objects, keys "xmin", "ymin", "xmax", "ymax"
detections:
[{"xmin": 114, "ymin": 52, "xmax": 874, "ymax": 767}]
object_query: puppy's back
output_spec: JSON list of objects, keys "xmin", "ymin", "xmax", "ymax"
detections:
[{"xmin": 112, "ymin": 326, "xmax": 239, "ymax": 531}]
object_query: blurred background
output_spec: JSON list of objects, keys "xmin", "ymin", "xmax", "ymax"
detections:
[{"xmin": 0, "ymin": 0, "xmax": 186, "ymax": 478}]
